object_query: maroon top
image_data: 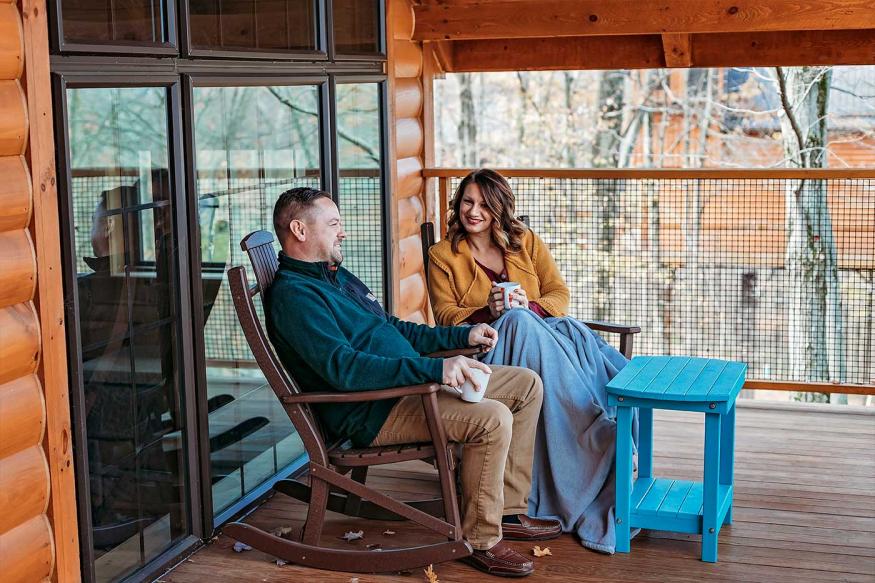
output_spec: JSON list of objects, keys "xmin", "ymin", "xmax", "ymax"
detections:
[{"xmin": 465, "ymin": 259, "xmax": 548, "ymax": 324}]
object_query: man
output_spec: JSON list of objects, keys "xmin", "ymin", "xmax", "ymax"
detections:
[{"xmin": 266, "ymin": 187, "xmax": 561, "ymax": 577}]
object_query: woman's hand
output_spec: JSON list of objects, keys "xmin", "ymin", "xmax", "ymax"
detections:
[
  {"xmin": 487, "ymin": 283, "xmax": 506, "ymax": 319},
  {"xmin": 510, "ymin": 287, "xmax": 530, "ymax": 310}
]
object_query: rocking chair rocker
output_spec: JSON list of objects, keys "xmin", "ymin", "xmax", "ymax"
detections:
[{"xmin": 222, "ymin": 230, "xmax": 474, "ymax": 573}]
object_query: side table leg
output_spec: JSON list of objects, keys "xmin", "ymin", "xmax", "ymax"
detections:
[
  {"xmin": 638, "ymin": 407, "xmax": 653, "ymax": 479},
  {"xmin": 615, "ymin": 405, "xmax": 634, "ymax": 553},
  {"xmin": 702, "ymin": 412, "xmax": 722, "ymax": 562},
  {"xmin": 721, "ymin": 405, "xmax": 736, "ymax": 525}
]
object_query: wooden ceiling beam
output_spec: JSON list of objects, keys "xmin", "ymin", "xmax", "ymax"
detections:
[
  {"xmin": 414, "ymin": 0, "xmax": 875, "ymax": 41},
  {"xmin": 662, "ymin": 34, "xmax": 692, "ymax": 68},
  {"xmin": 447, "ymin": 29, "xmax": 875, "ymax": 72}
]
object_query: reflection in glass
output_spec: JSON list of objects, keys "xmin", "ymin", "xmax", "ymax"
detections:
[
  {"xmin": 62, "ymin": 0, "xmax": 168, "ymax": 44},
  {"xmin": 67, "ymin": 87, "xmax": 187, "ymax": 583},
  {"xmin": 336, "ymin": 83, "xmax": 384, "ymax": 304},
  {"xmin": 193, "ymin": 85, "xmax": 316, "ymax": 513},
  {"xmin": 189, "ymin": 0, "xmax": 317, "ymax": 52},
  {"xmin": 333, "ymin": 0, "xmax": 380, "ymax": 54}
]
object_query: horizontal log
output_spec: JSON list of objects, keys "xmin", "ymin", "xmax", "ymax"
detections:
[
  {"xmin": 0, "ymin": 303, "xmax": 40, "ymax": 385},
  {"xmin": 394, "ymin": 77, "xmax": 423, "ymax": 120},
  {"xmin": 390, "ymin": 0, "xmax": 414, "ymax": 41},
  {"xmin": 0, "ymin": 155, "xmax": 31, "ymax": 231},
  {"xmin": 395, "ymin": 117, "xmax": 423, "ymax": 160},
  {"xmin": 396, "ymin": 156, "xmax": 424, "ymax": 197},
  {"xmin": 0, "ymin": 3, "xmax": 23, "ymax": 80},
  {"xmin": 0, "ymin": 515, "xmax": 53, "ymax": 582},
  {"xmin": 447, "ymin": 29, "xmax": 875, "ymax": 71},
  {"xmin": 413, "ymin": 0, "xmax": 875, "ymax": 41},
  {"xmin": 398, "ymin": 233, "xmax": 425, "ymax": 280},
  {"xmin": 397, "ymin": 194, "xmax": 424, "ymax": 239},
  {"xmin": 398, "ymin": 272, "xmax": 427, "ymax": 317},
  {"xmin": 0, "ymin": 229, "xmax": 35, "ymax": 308},
  {"xmin": 0, "ymin": 445, "xmax": 50, "ymax": 534},
  {"xmin": 392, "ymin": 40, "xmax": 422, "ymax": 78},
  {"xmin": 0, "ymin": 80, "xmax": 26, "ymax": 155},
  {"xmin": 0, "ymin": 374, "xmax": 44, "ymax": 458}
]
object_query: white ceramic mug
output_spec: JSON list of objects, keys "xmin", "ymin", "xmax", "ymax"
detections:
[
  {"xmin": 496, "ymin": 282, "xmax": 522, "ymax": 309},
  {"xmin": 458, "ymin": 368, "xmax": 491, "ymax": 403}
]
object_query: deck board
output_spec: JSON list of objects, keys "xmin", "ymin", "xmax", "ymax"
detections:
[{"xmin": 160, "ymin": 405, "xmax": 875, "ymax": 583}]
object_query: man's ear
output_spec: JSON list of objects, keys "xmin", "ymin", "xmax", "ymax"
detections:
[{"xmin": 289, "ymin": 219, "xmax": 307, "ymax": 242}]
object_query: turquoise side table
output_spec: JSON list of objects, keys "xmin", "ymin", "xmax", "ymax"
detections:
[{"xmin": 607, "ymin": 356, "xmax": 747, "ymax": 562}]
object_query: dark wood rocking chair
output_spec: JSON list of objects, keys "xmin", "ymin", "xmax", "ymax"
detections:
[
  {"xmin": 222, "ymin": 230, "xmax": 474, "ymax": 573},
  {"xmin": 421, "ymin": 221, "xmax": 642, "ymax": 358}
]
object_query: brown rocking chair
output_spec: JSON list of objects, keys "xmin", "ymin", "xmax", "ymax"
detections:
[{"xmin": 222, "ymin": 230, "xmax": 474, "ymax": 573}]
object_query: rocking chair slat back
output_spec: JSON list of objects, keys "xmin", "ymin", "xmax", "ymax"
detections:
[{"xmin": 227, "ymin": 253, "xmax": 330, "ymax": 465}]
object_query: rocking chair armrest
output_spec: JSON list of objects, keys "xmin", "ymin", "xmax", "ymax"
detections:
[
  {"xmin": 425, "ymin": 346, "xmax": 484, "ymax": 358},
  {"xmin": 580, "ymin": 320, "xmax": 641, "ymax": 335},
  {"xmin": 281, "ymin": 383, "xmax": 441, "ymax": 404}
]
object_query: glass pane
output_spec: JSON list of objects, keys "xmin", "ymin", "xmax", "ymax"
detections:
[
  {"xmin": 61, "ymin": 0, "xmax": 168, "ymax": 45},
  {"xmin": 193, "ymin": 84, "xmax": 317, "ymax": 513},
  {"xmin": 67, "ymin": 86, "xmax": 188, "ymax": 583},
  {"xmin": 189, "ymin": 0, "xmax": 317, "ymax": 52},
  {"xmin": 336, "ymin": 83, "xmax": 384, "ymax": 304},
  {"xmin": 333, "ymin": 0, "xmax": 380, "ymax": 54}
]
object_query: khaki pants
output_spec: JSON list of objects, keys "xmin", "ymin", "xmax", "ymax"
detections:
[{"xmin": 370, "ymin": 365, "xmax": 543, "ymax": 550}]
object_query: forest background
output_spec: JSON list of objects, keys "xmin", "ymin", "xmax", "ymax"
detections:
[{"xmin": 434, "ymin": 66, "xmax": 875, "ymax": 404}]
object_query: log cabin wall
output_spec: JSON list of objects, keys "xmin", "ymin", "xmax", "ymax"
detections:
[
  {"xmin": 387, "ymin": 0, "xmax": 430, "ymax": 323},
  {"xmin": 1, "ymin": 0, "xmax": 78, "ymax": 581}
]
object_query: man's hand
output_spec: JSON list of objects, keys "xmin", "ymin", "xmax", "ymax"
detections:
[
  {"xmin": 442, "ymin": 356, "xmax": 492, "ymax": 389},
  {"xmin": 468, "ymin": 323, "xmax": 498, "ymax": 352}
]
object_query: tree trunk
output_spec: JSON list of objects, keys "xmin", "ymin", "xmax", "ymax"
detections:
[
  {"xmin": 775, "ymin": 66, "xmax": 843, "ymax": 401},
  {"xmin": 592, "ymin": 71, "xmax": 625, "ymax": 322},
  {"xmin": 458, "ymin": 73, "xmax": 477, "ymax": 167}
]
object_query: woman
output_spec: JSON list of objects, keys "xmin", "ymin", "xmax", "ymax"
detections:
[{"xmin": 428, "ymin": 168, "xmax": 637, "ymax": 554}]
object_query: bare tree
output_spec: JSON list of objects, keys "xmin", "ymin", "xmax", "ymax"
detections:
[
  {"xmin": 458, "ymin": 73, "xmax": 478, "ymax": 166},
  {"xmin": 775, "ymin": 66, "xmax": 844, "ymax": 401}
]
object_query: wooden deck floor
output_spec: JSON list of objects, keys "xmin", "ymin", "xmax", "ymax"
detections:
[{"xmin": 161, "ymin": 404, "xmax": 875, "ymax": 583}]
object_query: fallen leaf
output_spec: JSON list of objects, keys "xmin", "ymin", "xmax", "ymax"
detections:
[
  {"xmin": 532, "ymin": 546, "xmax": 552, "ymax": 557},
  {"xmin": 270, "ymin": 526, "xmax": 294, "ymax": 539},
  {"xmin": 340, "ymin": 530, "xmax": 364, "ymax": 542},
  {"xmin": 366, "ymin": 543, "xmax": 383, "ymax": 551},
  {"xmin": 350, "ymin": 578, "xmax": 360, "ymax": 583},
  {"xmin": 275, "ymin": 559, "xmax": 288, "ymax": 567},
  {"xmin": 382, "ymin": 529, "xmax": 396, "ymax": 536},
  {"xmin": 232, "ymin": 542, "xmax": 252, "ymax": 553},
  {"xmin": 424, "ymin": 564, "xmax": 439, "ymax": 583}
]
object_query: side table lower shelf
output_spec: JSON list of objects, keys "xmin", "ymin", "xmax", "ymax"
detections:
[{"xmin": 630, "ymin": 477, "xmax": 733, "ymax": 534}]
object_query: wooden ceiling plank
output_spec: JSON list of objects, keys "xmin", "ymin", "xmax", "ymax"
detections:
[
  {"xmin": 662, "ymin": 33, "xmax": 693, "ymax": 68},
  {"xmin": 448, "ymin": 29, "xmax": 875, "ymax": 72},
  {"xmin": 414, "ymin": 0, "xmax": 875, "ymax": 41}
]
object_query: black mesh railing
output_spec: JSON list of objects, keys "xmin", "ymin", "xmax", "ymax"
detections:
[{"xmin": 433, "ymin": 171, "xmax": 874, "ymax": 390}]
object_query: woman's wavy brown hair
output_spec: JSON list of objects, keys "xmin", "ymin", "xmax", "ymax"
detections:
[{"xmin": 446, "ymin": 169, "xmax": 528, "ymax": 254}]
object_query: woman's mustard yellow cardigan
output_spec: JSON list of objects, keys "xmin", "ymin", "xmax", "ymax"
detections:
[{"xmin": 427, "ymin": 228, "xmax": 570, "ymax": 326}]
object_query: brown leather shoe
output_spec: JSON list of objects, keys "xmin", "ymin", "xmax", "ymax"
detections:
[
  {"xmin": 501, "ymin": 514, "xmax": 562, "ymax": 541},
  {"xmin": 461, "ymin": 540, "xmax": 534, "ymax": 577}
]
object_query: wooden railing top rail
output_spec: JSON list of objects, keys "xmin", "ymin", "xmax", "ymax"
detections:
[{"xmin": 424, "ymin": 168, "xmax": 875, "ymax": 179}]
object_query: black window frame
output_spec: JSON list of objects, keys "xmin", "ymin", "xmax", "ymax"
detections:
[
  {"xmin": 50, "ymin": 0, "xmax": 181, "ymax": 55},
  {"xmin": 53, "ymin": 73, "xmax": 203, "ymax": 583},
  {"xmin": 50, "ymin": 1, "xmax": 390, "ymax": 582}
]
